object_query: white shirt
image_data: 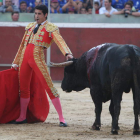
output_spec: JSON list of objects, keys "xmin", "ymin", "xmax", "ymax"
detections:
[
  {"xmin": 99, "ymin": 6, "xmax": 118, "ymax": 15},
  {"xmin": 35, "ymin": 20, "xmax": 47, "ymax": 27}
]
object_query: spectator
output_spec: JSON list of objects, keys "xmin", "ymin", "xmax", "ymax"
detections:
[
  {"xmin": 3, "ymin": 0, "xmax": 19, "ymax": 7},
  {"xmin": 114, "ymin": 1, "xmax": 140, "ymax": 16},
  {"xmin": 113, "ymin": 1, "xmax": 132, "ymax": 14},
  {"xmin": 124, "ymin": 1, "xmax": 132, "ymax": 10},
  {"xmin": 59, "ymin": 0, "xmax": 67, "ymax": 8},
  {"xmin": 129, "ymin": 11, "xmax": 140, "ymax": 16},
  {"xmin": 79, "ymin": 7, "xmax": 87, "ymax": 14},
  {"xmin": 50, "ymin": 0, "xmax": 63, "ymax": 13},
  {"xmin": 94, "ymin": 0, "xmax": 103, "ymax": 7},
  {"xmin": 0, "ymin": 0, "xmax": 19, "ymax": 13},
  {"xmin": 83, "ymin": 0, "xmax": 93, "ymax": 9},
  {"xmin": 30, "ymin": 0, "xmax": 42, "ymax": 13},
  {"xmin": 19, "ymin": 0, "xmax": 34, "ymax": 13},
  {"xmin": 112, "ymin": 0, "xmax": 127, "ymax": 9},
  {"xmin": 94, "ymin": 0, "xmax": 100, "ymax": 5},
  {"xmin": 0, "ymin": 0, "xmax": 2, "ymax": 6},
  {"xmin": 19, "ymin": 0, "xmax": 34, "ymax": 8},
  {"xmin": 19, "ymin": 1, "xmax": 28, "ymax": 13},
  {"xmin": 128, "ymin": 0, "xmax": 140, "ymax": 11},
  {"xmin": 127, "ymin": 0, "xmax": 136, "ymax": 11},
  {"xmin": 87, "ymin": 6, "xmax": 92, "ymax": 14},
  {"xmin": 68, "ymin": 7, "xmax": 75, "ymax": 13},
  {"xmin": 12, "ymin": 0, "xmax": 19, "ymax": 8},
  {"xmin": 94, "ymin": 0, "xmax": 105, "ymax": 7},
  {"xmin": 11, "ymin": 11, "xmax": 19, "ymax": 21},
  {"xmin": 94, "ymin": 1, "xmax": 99, "ymax": 14},
  {"xmin": 74, "ymin": 0, "xmax": 83, "ymax": 13},
  {"xmin": 99, "ymin": 0, "xmax": 118, "ymax": 17},
  {"xmin": 62, "ymin": 0, "xmax": 78, "ymax": 13}
]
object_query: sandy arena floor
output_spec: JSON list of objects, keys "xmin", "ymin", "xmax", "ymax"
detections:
[{"xmin": 0, "ymin": 83, "xmax": 140, "ymax": 140}]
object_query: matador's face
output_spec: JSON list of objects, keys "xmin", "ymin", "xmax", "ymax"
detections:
[{"xmin": 34, "ymin": 9, "xmax": 47, "ymax": 24}]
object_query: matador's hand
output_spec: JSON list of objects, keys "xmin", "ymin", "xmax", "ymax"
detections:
[
  {"xmin": 11, "ymin": 64, "xmax": 18, "ymax": 70},
  {"xmin": 66, "ymin": 54, "xmax": 73, "ymax": 61}
]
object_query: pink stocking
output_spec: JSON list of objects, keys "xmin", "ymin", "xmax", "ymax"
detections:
[
  {"xmin": 51, "ymin": 97, "xmax": 65, "ymax": 123},
  {"xmin": 16, "ymin": 97, "xmax": 30, "ymax": 122}
]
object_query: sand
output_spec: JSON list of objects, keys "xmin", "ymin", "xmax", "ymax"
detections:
[{"xmin": 0, "ymin": 83, "xmax": 140, "ymax": 140}]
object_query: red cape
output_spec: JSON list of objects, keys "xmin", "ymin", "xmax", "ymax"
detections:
[{"xmin": 0, "ymin": 68, "xmax": 49, "ymax": 123}]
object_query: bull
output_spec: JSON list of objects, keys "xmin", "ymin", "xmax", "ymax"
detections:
[{"xmin": 51, "ymin": 43, "xmax": 140, "ymax": 135}]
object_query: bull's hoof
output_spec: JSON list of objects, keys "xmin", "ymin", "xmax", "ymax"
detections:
[
  {"xmin": 111, "ymin": 130, "xmax": 118, "ymax": 135},
  {"xmin": 133, "ymin": 130, "xmax": 140, "ymax": 135},
  {"xmin": 92, "ymin": 124, "xmax": 100, "ymax": 130},
  {"xmin": 111, "ymin": 124, "xmax": 120, "ymax": 130}
]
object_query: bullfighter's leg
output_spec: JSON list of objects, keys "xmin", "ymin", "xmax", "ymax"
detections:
[
  {"xmin": 90, "ymin": 85, "xmax": 102, "ymax": 130},
  {"xmin": 132, "ymin": 86, "xmax": 140, "ymax": 135},
  {"xmin": 109, "ymin": 99, "xmax": 120, "ymax": 131},
  {"xmin": 16, "ymin": 46, "xmax": 32, "ymax": 123},
  {"xmin": 29, "ymin": 45, "xmax": 67, "ymax": 126}
]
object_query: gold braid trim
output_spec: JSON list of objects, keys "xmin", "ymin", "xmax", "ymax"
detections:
[
  {"xmin": 45, "ymin": 22, "xmax": 58, "ymax": 37},
  {"xmin": 33, "ymin": 46, "xmax": 59, "ymax": 98},
  {"xmin": 18, "ymin": 46, "xmax": 27, "ymax": 89},
  {"xmin": 52, "ymin": 30, "xmax": 72, "ymax": 56},
  {"xmin": 45, "ymin": 22, "xmax": 58, "ymax": 32},
  {"xmin": 25, "ymin": 22, "xmax": 36, "ymax": 30},
  {"xmin": 12, "ymin": 31, "xmax": 28, "ymax": 65}
]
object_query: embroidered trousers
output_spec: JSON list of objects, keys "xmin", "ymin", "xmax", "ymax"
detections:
[{"xmin": 19, "ymin": 43, "xmax": 59, "ymax": 99}]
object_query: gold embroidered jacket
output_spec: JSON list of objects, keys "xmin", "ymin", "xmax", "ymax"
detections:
[{"xmin": 13, "ymin": 21, "xmax": 72, "ymax": 65}]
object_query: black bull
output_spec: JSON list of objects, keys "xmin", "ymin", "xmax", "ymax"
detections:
[{"xmin": 61, "ymin": 43, "xmax": 140, "ymax": 135}]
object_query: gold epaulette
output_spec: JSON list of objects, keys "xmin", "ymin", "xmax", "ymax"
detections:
[
  {"xmin": 46, "ymin": 22, "xmax": 58, "ymax": 33},
  {"xmin": 25, "ymin": 22, "xmax": 36, "ymax": 30}
]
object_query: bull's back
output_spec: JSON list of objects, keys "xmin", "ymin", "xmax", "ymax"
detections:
[
  {"xmin": 95, "ymin": 44, "xmax": 139, "ymax": 101},
  {"xmin": 87, "ymin": 43, "xmax": 140, "ymax": 102},
  {"xmin": 87, "ymin": 43, "xmax": 140, "ymax": 83},
  {"xmin": 99, "ymin": 44, "xmax": 138, "ymax": 73}
]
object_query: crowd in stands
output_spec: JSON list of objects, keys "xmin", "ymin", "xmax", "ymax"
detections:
[
  {"xmin": 0, "ymin": 0, "xmax": 140, "ymax": 21},
  {"xmin": 98, "ymin": 0, "xmax": 140, "ymax": 17},
  {"xmin": 0, "ymin": 0, "xmax": 94, "ymax": 14}
]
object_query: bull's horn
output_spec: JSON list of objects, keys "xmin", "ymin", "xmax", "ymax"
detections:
[{"xmin": 50, "ymin": 61, "xmax": 73, "ymax": 67}]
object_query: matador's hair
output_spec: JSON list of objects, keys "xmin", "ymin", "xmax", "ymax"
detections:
[{"xmin": 35, "ymin": 4, "xmax": 48, "ymax": 15}]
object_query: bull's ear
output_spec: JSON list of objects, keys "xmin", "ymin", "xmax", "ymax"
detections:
[{"xmin": 64, "ymin": 58, "xmax": 77, "ymax": 73}]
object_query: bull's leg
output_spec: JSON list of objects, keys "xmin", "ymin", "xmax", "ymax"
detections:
[
  {"xmin": 132, "ymin": 88, "xmax": 140, "ymax": 135},
  {"xmin": 109, "ymin": 99, "xmax": 120, "ymax": 131},
  {"xmin": 109, "ymin": 99, "xmax": 114, "ymax": 122},
  {"xmin": 90, "ymin": 86, "xmax": 102, "ymax": 130},
  {"xmin": 111, "ymin": 92, "xmax": 123, "ymax": 135}
]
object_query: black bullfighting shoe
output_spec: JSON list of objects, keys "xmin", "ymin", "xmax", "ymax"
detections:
[
  {"xmin": 59, "ymin": 122, "xmax": 68, "ymax": 127},
  {"xmin": 8, "ymin": 119, "xmax": 27, "ymax": 124}
]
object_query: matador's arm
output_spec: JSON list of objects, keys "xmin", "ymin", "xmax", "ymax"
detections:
[
  {"xmin": 45, "ymin": 23, "xmax": 72, "ymax": 57},
  {"xmin": 51, "ymin": 29, "xmax": 72, "ymax": 56},
  {"xmin": 12, "ymin": 30, "xmax": 27, "ymax": 65}
]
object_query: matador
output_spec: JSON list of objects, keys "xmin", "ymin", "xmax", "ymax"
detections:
[{"xmin": 11, "ymin": 4, "xmax": 73, "ymax": 126}]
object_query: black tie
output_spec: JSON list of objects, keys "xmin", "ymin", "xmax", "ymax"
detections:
[{"xmin": 34, "ymin": 24, "xmax": 41, "ymax": 34}]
